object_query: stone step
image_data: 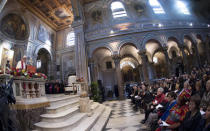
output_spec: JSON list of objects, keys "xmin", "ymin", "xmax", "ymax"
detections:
[
  {"xmin": 91, "ymin": 102, "xmax": 100, "ymax": 111},
  {"xmin": 41, "ymin": 107, "xmax": 79, "ymax": 123},
  {"xmin": 47, "ymin": 95, "xmax": 79, "ymax": 107},
  {"xmin": 46, "ymin": 99, "xmax": 79, "ymax": 114},
  {"xmin": 35, "ymin": 113, "xmax": 87, "ymax": 131},
  {"xmin": 90, "ymin": 107, "xmax": 112, "ymax": 131},
  {"xmin": 71, "ymin": 104, "xmax": 106, "ymax": 131}
]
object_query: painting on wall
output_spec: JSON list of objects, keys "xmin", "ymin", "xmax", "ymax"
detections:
[
  {"xmin": 37, "ymin": 25, "xmax": 54, "ymax": 44},
  {"xmin": 0, "ymin": 48, "xmax": 14, "ymax": 70},
  {"xmin": 0, "ymin": 14, "xmax": 28, "ymax": 40}
]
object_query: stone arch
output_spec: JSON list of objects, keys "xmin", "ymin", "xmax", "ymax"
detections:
[
  {"xmin": 153, "ymin": 51, "xmax": 168, "ymax": 78},
  {"xmin": 141, "ymin": 33, "xmax": 163, "ymax": 50},
  {"xmin": 119, "ymin": 43, "xmax": 141, "ymax": 64},
  {"xmin": 167, "ymin": 37, "xmax": 182, "ymax": 59},
  {"xmin": 183, "ymin": 35, "xmax": 196, "ymax": 55},
  {"xmin": 144, "ymin": 39, "xmax": 163, "ymax": 62},
  {"xmin": 36, "ymin": 48, "xmax": 52, "ymax": 79},
  {"xmin": 117, "ymin": 39, "xmax": 140, "ymax": 53},
  {"xmin": 120, "ymin": 56, "xmax": 140, "ymax": 82},
  {"xmin": 89, "ymin": 44, "xmax": 113, "ymax": 58},
  {"xmin": 183, "ymin": 35, "xmax": 199, "ymax": 69},
  {"xmin": 34, "ymin": 45, "xmax": 53, "ymax": 61}
]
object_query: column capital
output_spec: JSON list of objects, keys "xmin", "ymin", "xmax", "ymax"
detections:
[
  {"xmin": 138, "ymin": 49, "xmax": 146, "ymax": 56},
  {"xmin": 163, "ymin": 47, "xmax": 168, "ymax": 52},
  {"xmin": 179, "ymin": 44, "xmax": 185, "ymax": 49},
  {"xmin": 112, "ymin": 54, "xmax": 121, "ymax": 61},
  {"xmin": 138, "ymin": 64, "xmax": 143, "ymax": 68}
]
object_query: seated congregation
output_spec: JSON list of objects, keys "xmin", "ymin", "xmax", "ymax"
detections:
[{"xmin": 130, "ymin": 65, "xmax": 210, "ymax": 131}]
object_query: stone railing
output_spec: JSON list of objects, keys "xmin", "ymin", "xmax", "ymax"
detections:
[{"xmin": 13, "ymin": 77, "xmax": 46, "ymax": 99}]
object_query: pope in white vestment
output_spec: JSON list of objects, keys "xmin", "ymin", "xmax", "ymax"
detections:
[{"xmin": 16, "ymin": 55, "xmax": 27, "ymax": 70}]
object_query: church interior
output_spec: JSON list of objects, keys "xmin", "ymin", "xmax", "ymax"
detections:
[{"xmin": 0, "ymin": 0, "xmax": 210, "ymax": 131}]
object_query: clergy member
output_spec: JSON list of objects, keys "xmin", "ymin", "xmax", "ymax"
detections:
[{"xmin": 16, "ymin": 55, "xmax": 27, "ymax": 70}]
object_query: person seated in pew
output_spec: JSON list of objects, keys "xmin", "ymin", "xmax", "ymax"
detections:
[
  {"xmin": 156, "ymin": 94, "xmax": 189, "ymax": 131},
  {"xmin": 196, "ymin": 102, "xmax": 210, "ymax": 131},
  {"xmin": 141, "ymin": 87, "xmax": 165, "ymax": 124},
  {"xmin": 179, "ymin": 94, "xmax": 202, "ymax": 131}
]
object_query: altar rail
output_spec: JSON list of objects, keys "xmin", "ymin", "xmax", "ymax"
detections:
[{"xmin": 13, "ymin": 77, "xmax": 46, "ymax": 99}]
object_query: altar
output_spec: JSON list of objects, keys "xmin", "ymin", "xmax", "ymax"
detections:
[{"xmin": 0, "ymin": 74, "xmax": 49, "ymax": 130}]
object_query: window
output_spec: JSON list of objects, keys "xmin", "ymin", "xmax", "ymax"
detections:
[
  {"xmin": 149, "ymin": 0, "xmax": 165, "ymax": 14},
  {"xmin": 111, "ymin": 1, "xmax": 127, "ymax": 18},
  {"xmin": 106, "ymin": 61, "xmax": 112, "ymax": 69},
  {"xmin": 176, "ymin": 0, "xmax": 190, "ymax": 15},
  {"xmin": 37, "ymin": 60, "xmax": 41, "ymax": 69},
  {"xmin": 66, "ymin": 31, "xmax": 75, "ymax": 47}
]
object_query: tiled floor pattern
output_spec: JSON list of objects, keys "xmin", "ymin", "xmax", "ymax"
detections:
[{"xmin": 103, "ymin": 99, "xmax": 145, "ymax": 131}]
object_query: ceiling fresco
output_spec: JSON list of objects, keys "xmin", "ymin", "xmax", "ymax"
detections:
[{"xmin": 18, "ymin": 0, "xmax": 74, "ymax": 31}]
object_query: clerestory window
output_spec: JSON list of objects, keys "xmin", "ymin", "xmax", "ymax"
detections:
[
  {"xmin": 111, "ymin": 1, "xmax": 127, "ymax": 18},
  {"xmin": 149, "ymin": 0, "xmax": 165, "ymax": 14}
]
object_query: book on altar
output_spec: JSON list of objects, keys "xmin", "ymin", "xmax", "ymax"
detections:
[
  {"xmin": 27, "ymin": 65, "xmax": 36, "ymax": 73},
  {"xmin": 160, "ymin": 121, "xmax": 170, "ymax": 127}
]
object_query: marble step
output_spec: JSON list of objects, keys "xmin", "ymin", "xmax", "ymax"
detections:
[
  {"xmin": 71, "ymin": 104, "xmax": 106, "ymax": 131},
  {"xmin": 46, "ymin": 99, "xmax": 79, "ymax": 114},
  {"xmin": 91, "ymin": 102, "xmax": 100, "ymax": 111},
  {"xmin": 41, "ymin": 107, "xmax": 79, "ymax": 123},
  {"xmin": 90, "ymin": 107, "xmax": 112, "ymax": 131},
  {"xmin": 48, "ymin": 95, "xmax": 79, "ymax": 107},
  {"xmin": 35, "ymin": 113, "xmax": 88, "ymax": 131}
]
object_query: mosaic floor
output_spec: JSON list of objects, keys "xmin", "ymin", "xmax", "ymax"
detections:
[{"xmin": 103, "ymin": 99, "xmax": 145, "ymax": 131}]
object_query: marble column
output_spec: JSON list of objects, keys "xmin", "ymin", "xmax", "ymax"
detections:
[
  {"xmin": 88, "ymin": 58, "xmax": 95, "ymax": 82},
  {"xmin": 0, "ymin": 0, "xmax": 7, "ymax": 13},
  {"xmin": 138, "ymin": 50, "xmax": 149, "ymax": 83},
  {"xmin": 138, "ymin": 65, "xmax": 144, "ymax": 82},
  {"xmin": 112, "ymin": 55, "xmax": 124, "ymax": 100},
  {"xmin": 180, "ymin": 45, "xmax": 189, "ymax": 73},
  {"xmin": 149, "ymin": 62, "xmax": 156, "ymax": 79},
  {"xmin": 205, "ymin": 39, "xmax": 210, "ymax": 63},
  {"xmin": 73, "ymin": 22, "xmax": 88, "ymax": 83},
  {"xmin": 193, "ymin": 45, "xmax": 201, "ymax": 67},
  {"xmin": 163, "ymin": 47, "xmax": 171, "ymax": 77}
]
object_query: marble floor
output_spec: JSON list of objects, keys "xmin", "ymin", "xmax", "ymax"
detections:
[{"xmin": 103, "ymin": 99, "xmax": 145, "ymax": 131}]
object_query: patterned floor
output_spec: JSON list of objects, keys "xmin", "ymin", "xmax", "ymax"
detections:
[{"xmin": 103, "ymin": 99, "xmax": 145, "ymax": 131}]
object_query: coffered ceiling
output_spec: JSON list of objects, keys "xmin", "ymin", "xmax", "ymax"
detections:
[
  {"xmin": 18, "ymin": 0, "xmax": 74, "ymax": 31},
  {"xmin": 17, "ymin": 0, "xmax": 99, "ymax": 31}
]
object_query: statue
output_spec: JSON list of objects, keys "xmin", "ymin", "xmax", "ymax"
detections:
[{"xmin": 0, "ymin": 78, "xmax": 16, "ymax": 131}]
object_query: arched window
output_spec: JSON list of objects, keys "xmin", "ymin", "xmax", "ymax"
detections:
[
  {"xmin": 66, "ymin": 31, "xmax": 75, "ymax": 47},
  {"xmin": 176, "ymin": 0, "xmax": 190, "ymax": 15},
  {"xmin": 149, "ymin": 0, "xmax": 165, "ymax": 14},
  {"xmin": 111, "ymin": 1, "xmax": 127, "ymax": 18}
]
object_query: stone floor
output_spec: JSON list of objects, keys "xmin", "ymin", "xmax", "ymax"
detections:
[{"xmin": 103, "ymin": 99, "xmax": 145, "ymax": 131}]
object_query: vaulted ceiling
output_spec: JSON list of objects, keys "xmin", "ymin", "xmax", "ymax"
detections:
[{"xmin": 18, "ymin": 0, "xmax": 74, "ymax": 31}]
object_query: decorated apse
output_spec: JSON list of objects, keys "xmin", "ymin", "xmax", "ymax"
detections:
[
  {"xmin": 84, "ymin": 0, "xmax": 210, "ymax": 99},
  {"xmin": 0, "ymin": 0, "xmax": 56, "ymax": 79}
]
